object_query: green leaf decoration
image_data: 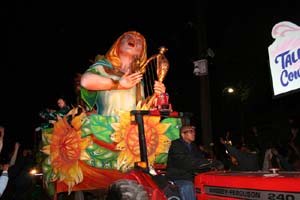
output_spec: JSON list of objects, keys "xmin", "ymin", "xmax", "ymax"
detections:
[
  {"xmin": 161, "ymin": 118, "xmax": 181, "ymax": 140},
  {"xmin": 42, "ymin": 127, "xmax": 54, "ymax": 134},
  {"xmin": 41, "ymin": 134, "xmax": 50, "ymax": 146},
  {"xmin": 41, "ymin": 127, "xmax": 53, "ymax": 143},
  {"xmin": 41, "ymin": 157, "xmax": 57, "ymax": 196},
  {"xmin": 155, "ymin": 153, "xmax": 168, "ymax": 163},
  {"xmin": 85, "ymin": 143, "xmax": 119, "ymax": 169},
  {"xmin": 82, "ymin": 114, "xmax": 117, "ymax": 143},
  {"xmin": 81, "ymin": 116, "xmax": 93, "ymax": 137},
  {"xmin": 46, "ymin": 182, "xmax": 56, "ymax": 197},
  {"xmin": 42, "ymin": 157, "xmax": 53, "ymax": 183}
]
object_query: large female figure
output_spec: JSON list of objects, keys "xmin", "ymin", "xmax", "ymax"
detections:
[{"xmin": 80, "ymin": 31, "xmax": 166, "ymax": 116}]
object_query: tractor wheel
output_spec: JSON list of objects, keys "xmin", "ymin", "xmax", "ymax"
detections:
[{"xmin": 105, "ymin": 179, "xmax": 149, "ymax": 200}]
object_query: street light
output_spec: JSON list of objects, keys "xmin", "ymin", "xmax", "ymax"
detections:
[{"xmin": 226, "ymin": 87, "xmax": 235, "ymax": 94}]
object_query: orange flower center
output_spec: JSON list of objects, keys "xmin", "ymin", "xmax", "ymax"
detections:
[
  {"xmin": 52, "ymin": 129, "xmax": 81, "ymax": 162},
  {"xmin": 126, "ymin": 125, "xmax": 159, "ymax": 157}
]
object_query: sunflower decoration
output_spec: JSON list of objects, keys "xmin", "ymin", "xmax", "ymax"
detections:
[
  {"xmin": 41, "ymin": 107, "xmax": 92, "ymax": 193},
  {"xmin": 110, "ymin": 110, "xmax": 180, "ymax": 171}
]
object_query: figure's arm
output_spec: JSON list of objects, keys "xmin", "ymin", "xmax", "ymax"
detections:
[
  {"xmin": 289, "ymin": 141, "xmax": 300, "ymax": 158},
  {"xmin": 81, "ymin": 71, "xmax": 116, "ymax": 90},
  {"xmin": 264, "ymin": 149, "xmax": 273, "ymax": 170},
  {"xmin": 271, "ymin": 147, "xmax": 294, "ymax": 170},
  {"xmin": 81, "ymin": 68, "xmax": 142, "ymax": 91},
  {"xmin": 220, "ymin": 138, "xmax": 242, "ymax": 159},
  {"xmin": 9, "ymin": 142, "xmax": 20, "ymax": 166},
  {"xmin": 0, "ymin": 127, "xmax": 4, "ymax": 154}
]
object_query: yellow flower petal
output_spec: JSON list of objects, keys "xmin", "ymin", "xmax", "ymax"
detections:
[
  {"xmin": 116, "ymin": 140, "xmax": 127, "ymax": 151},
  {"xmin": 41, "ymin": 145, "xmax": 50, "ymax": 155},
  {"xmin": 80, "ymin": 150, "xmax": 91, "ymax": 161},
  {"xmin": 42, "ymin": 133, "xmax": 53, "ymax": 144},
  {"xmin": 71, "ymin": 112, "xmax": 86, "ymax": 130}
]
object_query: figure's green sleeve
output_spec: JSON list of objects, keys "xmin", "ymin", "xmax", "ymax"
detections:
[
  {"xmin": 80, "ymin": 87, "xmax": 98, "ymax": 111},
  {"xmin": 80, "ymin": 59, "xmax": 113, "ymax": 110}
]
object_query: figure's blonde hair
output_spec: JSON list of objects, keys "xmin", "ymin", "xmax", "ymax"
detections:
[{"xmin": 105, "ymin": 31, "xmax": 148, "ymax": 69}]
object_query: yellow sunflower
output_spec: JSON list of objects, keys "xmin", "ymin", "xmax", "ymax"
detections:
[
  {"xmin": 110, "ymin": 110, "xmax": 171, "ymax": 171},
  {"xmin": 41, "ymin": 107, "xmax": 92, "ymax": 193}
]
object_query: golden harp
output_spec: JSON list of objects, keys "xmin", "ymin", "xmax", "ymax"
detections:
[{"xmin": 136, "ymin": 46, "xmax": 169, "ymax": 110}]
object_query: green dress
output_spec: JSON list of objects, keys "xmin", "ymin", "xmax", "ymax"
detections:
[{"xmin": 81, "ymin": 59, "xmax": 144, "ymax": 116}]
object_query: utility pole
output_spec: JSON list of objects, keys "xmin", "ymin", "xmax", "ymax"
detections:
[
  {"xmin": 194, "ymin": 59, "xmax": 212, "ymax": 147},
  {"xmin": 192, "ymin": 15, "xmax": 213, "ymax": 147}
]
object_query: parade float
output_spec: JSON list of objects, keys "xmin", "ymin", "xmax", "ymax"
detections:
[{"xmin": 38, "ymin": 42, "xmax": 186, "ymax": 199}]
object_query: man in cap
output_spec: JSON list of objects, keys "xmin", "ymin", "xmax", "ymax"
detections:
[{"xmin": 166, "ymin": 125, "xmax": 218, "ymax": 200}]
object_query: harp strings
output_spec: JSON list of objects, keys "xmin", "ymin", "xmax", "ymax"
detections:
[
  {"xmin": 143, "ymin": 58, "xmax": 158, "ymax": 99},
  {"xmin": 137, "ymin": 46, "xmax": 168, "ymax": 108}
]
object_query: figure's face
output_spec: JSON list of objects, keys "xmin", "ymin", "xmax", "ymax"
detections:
[
  {"xmin": 57, "ymin": 98, "xmax": 66, "ymax": 109},
  {"xmin": 119, "ymin": 33, "xmax": 144, "ymax": 58}
]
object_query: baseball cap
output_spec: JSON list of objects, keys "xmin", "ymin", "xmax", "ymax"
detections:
[{"xmin": 180, "ymin": 125, "xmax": 196, "ymax": 133}]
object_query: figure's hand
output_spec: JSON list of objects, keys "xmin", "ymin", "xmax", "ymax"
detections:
[
  {"xmin": 2, "ymin": 164, "xmax": 9, "ymax": 171},
  {"xmin": 266, "ymin": 150, "xmax": 273, "ymax": 161},
  {"xmin": 220, "ymin": 138, "xmax": 225, "ymax": 145},
  {"xmin": 153, "ymin": 81, "xmax": 166, "ymax": 95},
  {"xmin": 14, "ymin": 142, "xmax": 20, "ymax": 151},
  {"xmin": 271, "ymin": 148, "xmax": 279, "ymax": 156},
  {"xmin": 49, "ymin": 120, "xmax": 56, "ymax": 124},
  {"xmin": 119, "ymin": 70, "xmax": 143, "ymax": 89},
  {"xmin": 0, "ymin": 127, "xmax": 4, "ymax": 140}
]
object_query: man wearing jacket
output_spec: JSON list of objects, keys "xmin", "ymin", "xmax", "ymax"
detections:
[{"xmin": 166, "ymin": 125, "xmax": 212, "ymax": 200}]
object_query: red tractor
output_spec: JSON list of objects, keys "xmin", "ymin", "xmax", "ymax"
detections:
[{"xmin": 194, "ymin": 170, "xmax": 300, "ymax": 200}]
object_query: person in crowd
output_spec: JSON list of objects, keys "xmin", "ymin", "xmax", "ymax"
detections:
[
  {"xmin": 0, "ymin": 126, "xmax": 8, "ymax": 197},
  {"xmin": 262, "ymin": 141, "xmax": 274, "ymax": 171},
  {"xmin": 198, "ymin": 143, "xmax": 214, "ymax": 159},
  {"xmin": 10, "ymin": 148, "xmax": 35, "ymax": 200},
  {"xmin": 0, "ymin": 163, "xmax": 9, "ymax": 197},
  {"xmin": 271, "ymin": 145, "xmax": 295, "ymax": 171},
  {"xmin": 0, "ymin": 126, "xmax": 21, "ymax": 199},
  {"xmin": 166, "ymin": 125, "xmax": 223, "ymax": 200},
  {"xmin": 244, "ymin": 126, "xmax": 262, "ymax": 153},
  {"xmin": 275, "ymin": 120, "xmax": 300, "ymax": 171},
  {"xmin": 288, "ymin": 124, "xmax": 300, "ymax": 157},
  {"xmin": 45, "ymin": 96, "xmax": 71, "ymax": 121},
  {"xmin": 220, "ymin": 137, "xmax": 260, "ymax": 171},
  {"xmin": 36, "ymin": 96, "xmax": 71, "ymax": 131},
  {"xmin": 56, "ymin": 97, "xmax": 71, "ymax": 116},
  {"xmin": 1, "ymin": 143, "xmax": 21, "ymax": 200},
  {"xmin": 80, "ymin": 31, "xmax": 167, "ymax": 116}
]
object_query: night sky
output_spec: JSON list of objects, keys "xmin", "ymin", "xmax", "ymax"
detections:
[{"xmin": 2, "ymin": 1, "xmax": 300, "ymax": 150}]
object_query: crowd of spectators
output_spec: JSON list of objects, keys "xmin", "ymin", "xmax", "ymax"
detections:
[{"xmin": 215, "ymin": 117, "xmax": 300, "ymax": 172}]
